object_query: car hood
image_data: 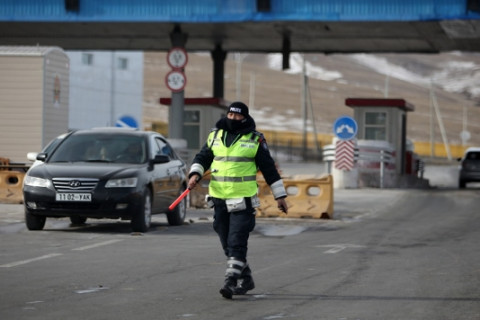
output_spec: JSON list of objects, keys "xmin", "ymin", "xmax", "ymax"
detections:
[{"xmin": 28, "ymin": 162, "xmax": 143, "ymax": 179}]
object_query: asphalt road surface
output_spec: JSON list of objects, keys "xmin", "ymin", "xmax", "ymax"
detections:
[{"xmin": 1, "ymin": 165, "xmax": 479, "ymax": 320}]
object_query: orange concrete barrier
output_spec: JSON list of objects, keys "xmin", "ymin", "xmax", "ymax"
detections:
[
  {"xmin": 188, "ymin": 172, "xmax": 334, "ymax": 220},
  {"xmin": 0, "ymin": 171, "xmax": 25, "ymax": 204},
  {"xmin": 257, "ymin": 175, "xmax": 334, "ymax": 219}
]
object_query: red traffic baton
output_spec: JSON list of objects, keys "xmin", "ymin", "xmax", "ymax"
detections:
[{"xmin": 168, "ymin": 188, "xmax": 191, "ymax": 211}]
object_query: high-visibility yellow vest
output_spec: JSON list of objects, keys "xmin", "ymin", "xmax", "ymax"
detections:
[{"xmin": 208, "ymin": 129, "xmax": 260, "ymax": 199}]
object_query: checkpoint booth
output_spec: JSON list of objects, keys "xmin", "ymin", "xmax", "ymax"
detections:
[
  {"xmin": 345, "ymin": 98, "xmax": 415, "ymax": 176},
  {"xmin": 159, "ymin": 97, "xmax": 229, "ymax": 161}
]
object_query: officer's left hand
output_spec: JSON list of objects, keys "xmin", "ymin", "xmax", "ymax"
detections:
[{"xmin": 276, "ymin": 198, "xmax": 288, "ymax": 214}]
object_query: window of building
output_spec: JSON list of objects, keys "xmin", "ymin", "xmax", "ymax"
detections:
[
  {"xmin": 117, "ymin": 57, "xmax": 128, "ymax": 70},
  {"xmin": 81, "ymin": 53, "xmax": 93, "ymax": 65},
  {"xmin": 365, "ymin": 111, "xmax": 387, "ymax": 140}
]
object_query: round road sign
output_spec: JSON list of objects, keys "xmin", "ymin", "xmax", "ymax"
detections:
[
  {"xmin": 165, "ymin": 70, "xmax": 187, "ymax": 92},
  {"xmin": 167, "ymin": 47, "xmax": 188, "ymax": 69},
  {"xmin": 333, "ymin": 115, "xmax": 358, "ymax": 140},
  {"xmin": 460, "ymin": 130, "xmax": 471, "ymax": 142},
  {"xmin": 116, "ymin": 115, "xmax": 138, "ymax": 128}
]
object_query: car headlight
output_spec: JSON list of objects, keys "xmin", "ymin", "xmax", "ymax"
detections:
[
  {"xmin": 105, "ymin": 177, "xmax": 138, "ymax": 188},
  {"xmin": 24, "ymin": 176, "xmax": 52, "ymax": 188}
]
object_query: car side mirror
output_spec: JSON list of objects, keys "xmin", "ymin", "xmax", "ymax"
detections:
[
  {"xmin": 27, "ymin": 152, "xmax": 38, "ymax": 162},
  {"xmin": 153, "ymin": 154, "xmax": 170, "ymax": 164},
  {"xmin": 36, "ymin": 153, "xmax": 47, "ymax": 162}
]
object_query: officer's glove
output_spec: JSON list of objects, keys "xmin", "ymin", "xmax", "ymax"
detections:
[
  {"xmin": 188, "ymin": 174, "xmax": 200, "ymax": 190},
  {"xmin": 276, "ymin": 198, "xmax": 288, "ymax": 214}
]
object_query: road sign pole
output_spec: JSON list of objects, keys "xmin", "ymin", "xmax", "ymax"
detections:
[
  {"xmin": 168, "ymin": 26, "xmax": 188, "ymax": 139},
  {"xmin": 332, "ymin": 116, "xmax": 359, "ymax": 188},
  {"xmin": 380, "ymin": 150, "xmax": 385, "ymax": 188}
]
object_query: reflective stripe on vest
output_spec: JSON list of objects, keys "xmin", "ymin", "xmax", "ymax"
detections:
[
  {"xmin": 208, "ymin": 129, "xmax": 260, "ymax": 199},
  {"xmin": 211, "ymin": 175, "xmax": 257, "ymax": 182}
]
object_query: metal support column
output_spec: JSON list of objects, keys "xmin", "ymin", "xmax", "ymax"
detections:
[{"xmin": 211, "ymin": 45, "xmax": 227, "ymax": 98}]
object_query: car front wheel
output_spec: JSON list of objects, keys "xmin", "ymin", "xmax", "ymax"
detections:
[
  {"xmin": 25, "ymin": 209, "xmax": 46, "ymax": 230},
  {"xmin": 131, "ymin": 189, "xmax": 152, "ymax": 233},
  {"xmin": 167, "ymin": 185, "xmax": 187, "ymax": 226}
]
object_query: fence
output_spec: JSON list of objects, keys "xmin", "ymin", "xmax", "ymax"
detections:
[{"xmin": 323, "ymin": 141, "xmax": 396, "ymax": 188}]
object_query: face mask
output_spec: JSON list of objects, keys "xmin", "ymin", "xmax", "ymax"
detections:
[{"xmin": 226, "ymin": 118, "xmax": 246, "ymax": 132}]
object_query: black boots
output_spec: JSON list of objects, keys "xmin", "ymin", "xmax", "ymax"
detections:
[
  {"xmin": 220, "ymin": 257, "xmax": 255, "ymax": 299},
  {"xmin": 233, "ymin": 264, "xmax": 255, "ymax": 295},
  {"xmin": 220, "ymin": 257, "xmax": 243, "ymax": 299},
  {"xmin": 219, "ymin": 276, "xmax": 237, "ymax": 299}
]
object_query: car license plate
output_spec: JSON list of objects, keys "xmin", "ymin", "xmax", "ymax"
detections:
[{"xmin": 56, "ymin": 193, "xmax": 92, "ymax": 202}]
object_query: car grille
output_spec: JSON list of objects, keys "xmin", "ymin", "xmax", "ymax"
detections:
[
  {"xmin": 464, "ymin": 162, "xmax": 480, "ymax": 171},
  {"xmin": 52, "ymin": 178, "xmax": 99, "ymax": 192}
]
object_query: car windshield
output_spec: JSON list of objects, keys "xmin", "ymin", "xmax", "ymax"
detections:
[
  {"xmin": 43, "ymin": 133, "xmax": 69, "ymax": 154},
  {"xmin": 465, "ymin": 151, "xmax": 480, "ymax": 160},
  {"xmin": 48, "ymin": 133, "xmax": 147, "ymax": 164}
]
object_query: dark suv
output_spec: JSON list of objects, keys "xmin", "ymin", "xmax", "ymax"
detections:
[
  {"xmin": 458, "ymin": 147, "xmax": 480, "ymax": 189},
  {"xmin": 23, "ymin": 128, "xmax": 188, "ymax": 232}
]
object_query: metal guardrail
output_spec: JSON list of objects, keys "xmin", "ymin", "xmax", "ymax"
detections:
[
  {"xmin": 323, "ymin": 143, "xmax": 396, "ymax": 188},
  {"xmin": 322, "ymin": 144, "xmax": 359, "ymax": 162},
  {"xmin": 415, "ymin": 159, "xmax": 425, "ymax": 179},
  {"xmin": 323, "ymin": 144, "xmax": 395, "ymax": 164}
]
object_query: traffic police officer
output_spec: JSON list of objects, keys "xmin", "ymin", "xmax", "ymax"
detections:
[{"xmin": 188, "ymin": 101, "xmax": 288, "ymax": 299}]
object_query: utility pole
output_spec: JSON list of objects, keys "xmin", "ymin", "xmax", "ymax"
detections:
[
  {"xmin": 110, "ymin": 51, "xmax": 115, "ymax": 126},
  {"xmin": 301, "ymin": 55, "xmax": 308, "ymax": 160},
  {"xmin": 235, "ymin": 53, "xmax": 246, "ymax": 101}
]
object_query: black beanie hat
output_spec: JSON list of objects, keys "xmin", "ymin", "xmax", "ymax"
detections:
[{"xmin": 228, "ymin": 101, "xmax": 249, "ymax": 117}]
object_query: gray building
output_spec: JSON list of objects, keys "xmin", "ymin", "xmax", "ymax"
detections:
[{"xmin": 66, "ymin": 51, "xmax": 143, "ymax": 130}]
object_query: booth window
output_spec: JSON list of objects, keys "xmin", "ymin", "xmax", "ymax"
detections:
[
  {"xmin": 183, "ymin": 110, "xmax": 200, "ymax": 149},
  {"xmin": 365, "ymin": 112, "xmax": 386, "ymax": 140}
]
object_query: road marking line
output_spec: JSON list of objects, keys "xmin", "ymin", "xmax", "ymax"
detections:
[
  {"xmin": 315, "ymin": 244, "xmax": 365, "ymax": 254},
  {"xmin": 0, "ymin": 253, "xmax": 63, "ymax": 268},
  {"xmin": 72, "ymin": 239, "xmax": 123, "ymax": 251},
  {"xmin": 324, "ymin": 247, "xmax": 346, "ymax": 254},
  {"xmin": 75, "ymin": 286, "xmax": 109, "ymax": 294}
]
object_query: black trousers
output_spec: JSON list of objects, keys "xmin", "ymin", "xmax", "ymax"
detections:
[{"xmin": 212, "ymin": 198, "xmax": 256, "ymax": 261}]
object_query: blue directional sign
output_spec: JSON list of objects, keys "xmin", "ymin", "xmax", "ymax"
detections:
[
  {"xmin": 333, "ymin": 115, "xmax": 357, "ymax": 140},
  {"xmin": 115, "ymin": 115, "xmax": 138, "ymax": 129}
]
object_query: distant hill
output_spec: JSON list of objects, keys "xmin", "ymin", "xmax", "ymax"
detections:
[{"xmin": 143, "ymin": 51, "xmax": 480, "ymax": 157}]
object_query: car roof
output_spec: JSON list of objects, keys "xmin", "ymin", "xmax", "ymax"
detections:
[
  {"xmin": 465, "ymin": 147, "xmax": 480, "ymax": 153},
  {"xmin": 73, "ymin": 127, "xmax": 165, "ymax": 138},
  {"xmin": 81, "ymin": 127, "xmax": 139, "ymax": 134}
]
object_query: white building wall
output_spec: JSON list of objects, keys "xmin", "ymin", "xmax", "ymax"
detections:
[{"xmin": 66, "ymin": 51, "xmax": 143, "ymax": 130}]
